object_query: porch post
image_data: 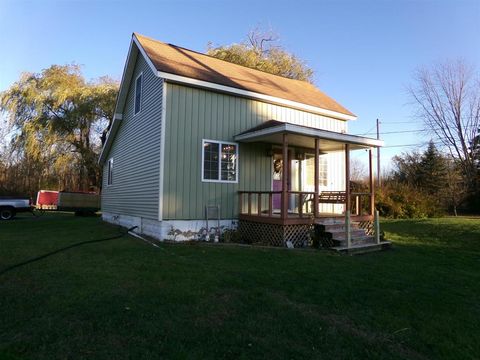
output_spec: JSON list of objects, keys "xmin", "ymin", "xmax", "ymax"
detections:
[
  {"xmin": 345, "ymin": 144, "xmax": 351, "ymax": 213},
  {"xmin": 314, "ymin": 138, "xmax": 320, "ymax": 218},
  {"xmin": 281, "ymin": 133, "xmax": 288, "ymax": 221},
  {"xmin": 369, "ymin": 148, "xmax": 375, "ymax": 216}
]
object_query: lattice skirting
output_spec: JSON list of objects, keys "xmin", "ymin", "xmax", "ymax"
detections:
[
  {"xmin": 238, "ymin": 221, "xmax": 313, "ymax": 248},
  {"xmin": 357, "ymin": 220, "xmax": 374, "ymax": 236}
]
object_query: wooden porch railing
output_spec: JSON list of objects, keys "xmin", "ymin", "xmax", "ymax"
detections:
[
  {"xmin": 351, "ymin": 192, "xmax": 374, "ymax": 216},
  {"xmin": 238, "ymin": 191, "xmax": 316, "ymax": 219},
  {"xmin": 238, "ymin": 190, "xmax": 374, "ymax": 219}
]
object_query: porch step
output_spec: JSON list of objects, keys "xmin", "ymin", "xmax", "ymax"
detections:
[
  {"xmin": 330, "ymin": 229, "xmax": 366, "ymax": 238},
  {"xmin": 333, "ymin": 236, "xmax": 377, "ymax": 248},
  {"xmin": 316, "ymin": 222, "xmax": 362, "ymax": 232},
  {"xmin": 331, "ymin": 241, "xmax": 392, "ymax": 255},
  {"xmin": 314, "ymin": 218, "xmax": 353, "ymax": 225}
]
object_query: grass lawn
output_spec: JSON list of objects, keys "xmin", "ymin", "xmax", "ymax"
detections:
[{"xmin": 0, "ymin": 213, "xmax": 479, "ymax": 360}]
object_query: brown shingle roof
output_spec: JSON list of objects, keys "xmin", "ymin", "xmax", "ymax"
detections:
[{"xmin": 134, "ymin": 33, "xmax": 356, "ymax": 118}]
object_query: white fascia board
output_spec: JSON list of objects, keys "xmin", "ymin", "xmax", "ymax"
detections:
[
  {"xmin": 98, "ymin": 36, "xmax": 140, "ymax": 164},
  {"xmin": 132, "ymin": 34, "xmax": 160, "ymax": 76},
  {"xmin": 285, "ymin": 123, "xmax": 384, "ymax": 147},
  {"xmin": 156, "ymin": 71, "xmax": 356, "ymax": 121},
  {"xmin": 158, "ymin": 80, "xmax": 167, "ymax": 221},
  {"xmin": 100, "ymin": 34, "xmax": 160, "ymax": 165},
  {"xmin": 234, "ymin": 123, "xmax": 384, "ymax": 148},
  {"xmin": 114, "ymin": 38, "xmax": 137, "ymax": 116},
  {"xmin": 98, "ymin": 113, "xmax": 123, "ymax": 164}
]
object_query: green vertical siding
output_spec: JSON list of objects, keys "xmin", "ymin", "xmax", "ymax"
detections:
[{"xmin": 162, "ymin": 83, "xmax": 347, "ymax": 220}]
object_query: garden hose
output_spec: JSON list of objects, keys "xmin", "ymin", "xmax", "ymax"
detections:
[{"xmin": 0, "ymin": 226, "xmax": 138, "ymax": 276}]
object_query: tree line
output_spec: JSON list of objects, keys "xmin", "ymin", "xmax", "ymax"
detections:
[{"xmin": 376, "ymin": 140, "xmax": 477, "ymax": 217}]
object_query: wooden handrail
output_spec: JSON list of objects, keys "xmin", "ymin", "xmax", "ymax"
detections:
[
  {"xmin": 288, "ymin": 191, "xmax": 315, "ymax": 195},
  {"xmin": 238, "ymin": 190, "xmax": 373, "ymax": 218},
  {"xmin": 238, "ymin": 191, "xmax": 282, "ymax": 195}
]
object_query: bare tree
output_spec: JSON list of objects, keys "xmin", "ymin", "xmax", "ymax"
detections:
[
  {"xmin": 246, "ymin": 26, "xmax": 279, "ymax": 55},
  {"xmin": 207, "ymin": 27, "xmax": 314, "ymax": 83},
  {"xmin": 408, "ymin": 60, "xmax": 480, "ymax": 194},
  {"xmin": 350, "ymin": 158, "xmax": 368, "ymax": 182}
]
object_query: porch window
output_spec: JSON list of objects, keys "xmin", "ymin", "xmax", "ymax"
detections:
[
  {"xmin": 319, "ymin": 156, "xmax": 328, "ymax": 186},
  {"xmin": 302, "ymin": 154, "xmax": 328, "ymax": 189},
  {"xmin": 202, "ymin": 140, "xmax": 238, "ymax": 182},
  {"xmin": 107, "ymin": 158, "xmax": 113, "ymax": 186}
]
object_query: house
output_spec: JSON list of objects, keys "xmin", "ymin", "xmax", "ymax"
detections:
[{"xmin": 99, "ymin": 33, "xmax": 386, "ymax": 250}]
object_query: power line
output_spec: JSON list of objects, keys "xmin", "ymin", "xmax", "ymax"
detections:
[
  {"xmin": 355, "ymin": 125, "xmax": 477, "ymax": 136},
  {"xmin": 378, "ymin": 121, "xmax": 416, "ymax": 125},
  {"xmin": 355, "ymin": 129, "xmax": 427, "ymax": 136},
  {"xmin": 355, "ymin": 123, "xmax": 377, "ymax": 136},
  {"xmin": 384, "ymin": 143, "xmax": 426, "ymax": 148},
  {"xmin": 383, "ymin": 140, "xmax": 444, "ymax": 148}
]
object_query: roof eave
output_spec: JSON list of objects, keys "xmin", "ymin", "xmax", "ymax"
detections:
[
  {"xmin": 234, "ymin": 123, "xmax": 384, "ymax": 148},
  {"xmin": 156, "ymin": 71, "xmax": 357, "ymax": 121},
  {"xmin": 134, "ymin": 33, "xmax": 356, "ymax": 121},
  {"xmin": 99, "ymin": 35, "xmax": 144, "ymax": 165}
]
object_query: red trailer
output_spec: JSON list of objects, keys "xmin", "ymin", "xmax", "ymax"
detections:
[
  {"xmin": 36, "ymin": 190, "xmax": 100, "ymax": 214},
  {"xmin": 36, "ymin": 190, "xmax": 59, "ymax": 210}
]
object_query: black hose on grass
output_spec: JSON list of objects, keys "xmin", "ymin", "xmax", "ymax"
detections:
[{"xmin": 0, "ymin": 226, "xmax": 138, "ymax": 276}]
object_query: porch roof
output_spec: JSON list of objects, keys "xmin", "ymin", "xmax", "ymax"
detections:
[{"xmin": 234, "ymin": 120, "xmax": 384, "ymax": 151}]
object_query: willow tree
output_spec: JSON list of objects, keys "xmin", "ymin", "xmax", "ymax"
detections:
[
  {"xmin": 0, "ymin": 64, "xmax": 118, "ymax": 191},
  {"xmin": 207, "ymin": 28, "xmax": 314, "ymax": 83}
]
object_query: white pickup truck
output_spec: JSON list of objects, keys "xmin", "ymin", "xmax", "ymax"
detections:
[{"xmin": 0, "ymin": 197, "xmax": 33, "ymax": 220}]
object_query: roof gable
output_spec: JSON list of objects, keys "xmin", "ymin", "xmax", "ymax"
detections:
[
  {"xmin": 100, "ymin": 33, "xmax": 358, "ymax": 164},
  {"xmin": 134, "ymin": 33, "xmax": 356, "ymax": 119}
]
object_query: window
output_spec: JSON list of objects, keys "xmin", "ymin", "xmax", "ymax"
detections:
[
  {"xmin": 319, "ymin": 156, "xmax": 327, "ymax": 186},
  {"xmin": 202, "ymin": 140, "xmax": 238, "ymax": 182},
  {"xmin": 134, "ymin": 73, "xmax": 142, "ymax": 115},
  {"xmin": 302, "ymin": 154, "xmax": 327, "ymax": 189},
  {"xmin": 107, "ymin": 158, "xmax": 113, "ymax": 186}
]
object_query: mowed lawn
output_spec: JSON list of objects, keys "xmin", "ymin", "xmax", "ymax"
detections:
[{"xmin": 0, "ymin": 214, "xmax": 479, "ymax": 360}]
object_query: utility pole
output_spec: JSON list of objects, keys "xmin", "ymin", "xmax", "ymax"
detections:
[{"xmin": 376, "ymin": 118, "xmax": 381, "ymax": 187}]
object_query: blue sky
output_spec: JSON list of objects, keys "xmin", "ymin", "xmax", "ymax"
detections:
[{"xmin": 1, "ymin": 0, "xmax": 479, "ymax": 169}]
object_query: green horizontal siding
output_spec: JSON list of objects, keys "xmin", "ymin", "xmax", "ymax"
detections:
[{"xmin": 101, "ymin": 55, "xmax": 162, "ymax": 220}]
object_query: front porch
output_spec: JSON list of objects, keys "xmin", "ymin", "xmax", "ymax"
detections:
[{"xmin": 234, "ymin": 120, "xmax": 390, "ymax": 252}]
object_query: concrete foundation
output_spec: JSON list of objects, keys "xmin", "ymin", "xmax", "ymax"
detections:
[{"xmin": 102, "ymin": 212, "xmax": 237, "ymax": 241}]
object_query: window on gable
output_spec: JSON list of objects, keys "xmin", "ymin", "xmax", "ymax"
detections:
[
  {"xmin": 202, "ymin": 140, "xmax": 238, "ymax": 182},
  {"xmin": 107, "ymin": 158, "xmax": 114, "ymax": 186},
  {"xmin": 134, "ymin": 74, "xmax": 142, "ymax": 115}
]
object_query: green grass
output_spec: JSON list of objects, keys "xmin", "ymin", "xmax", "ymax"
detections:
[{"xmin": 0, "ymin": 213, "xmax": 479, "ymax": 360}]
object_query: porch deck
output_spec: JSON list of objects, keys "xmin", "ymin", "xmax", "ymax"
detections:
[
  {"xmin": 234, "ymin": 121, "xmax": 387, "ymax": 252},
  {"xmin": 238, "ymin": 190, "xmax": 375, "ymax": 225},
  {"xmin": 237, "ymin": 190, "xmax": 383, "ymax": 250}
]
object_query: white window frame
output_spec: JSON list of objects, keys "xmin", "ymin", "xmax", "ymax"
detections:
[
  {"xmin": 318, "ymin": 155, "xmax": 328, "ymax": 188},
  {"xmin": 134, "ymin": 72, "xmax": 143, "ymax": 115},
  {"xmin": 107, "ymin": 158, "xmax": 114, "ymax": 186},
  {"xmin": 299, "ymin": 153, "xmax": 328, "ymax": 190},
  {"xmin": 201, "ymin": 139, "xmax": 239, "ymax": 183}
]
